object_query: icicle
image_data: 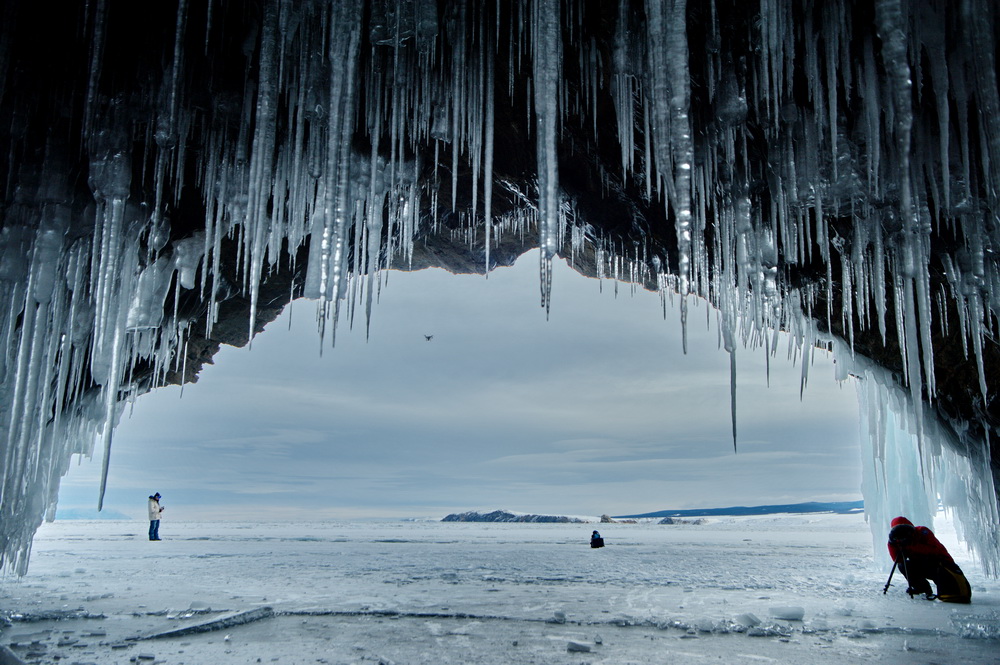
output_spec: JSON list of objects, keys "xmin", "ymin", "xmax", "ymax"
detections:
[
  {"xmin": 728, "ymin": 347, "xmax": 738, "ymax": 452},
  {"xmin": 645, "ymin": 0, "xmax": 694, "ymax": 352},
  {"xmin": 364, "ymin": 146, "xmax": 384, "ymax": 338},
  {"xmin": 532, "ymin": 0, "xmax": 562, "ymax": 313},
  {"xmin": 83, "ymin": 0, "xmax": 108, "ymax": 140},
  {"xmin": 245, "ymin": 0, "xmax": 280, "ymax": 345},
  {"xmin": 876, "ymin": 0, "xmax": 927, "ymax": 444},
  {"xmin": 302, "ymin": 0, "xmax": 364, "ymax": 336},
  {"xmin": 483, "ymin": 22, "xmax": 496, "ymax": 275},
  {"xmin": 96, "ymin": 303, "xmax": 126, "ymax": 511}
]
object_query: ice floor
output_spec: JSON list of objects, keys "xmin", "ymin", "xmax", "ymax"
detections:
[{"xmin": 1, "ymin": 514, "xmax": 998, "ymax": 664}]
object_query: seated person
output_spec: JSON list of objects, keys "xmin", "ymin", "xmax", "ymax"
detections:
[
  {"xmin": 590, "ymin": 530, "xmax": 604, "ymax": 548},
  {"xmin": 887, "ymin": 516, "xmax": 971, "ymax": 603}
]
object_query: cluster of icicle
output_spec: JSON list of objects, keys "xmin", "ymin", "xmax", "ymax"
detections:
[
  {"xmin": 1, "ymin": 0, "xmax": 999, "ymax": 574},
  {"xmin": 853, "ymin": 349, "xmax": 1000, "ymax": 576}
]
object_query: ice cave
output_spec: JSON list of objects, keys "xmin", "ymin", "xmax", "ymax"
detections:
[{"xmin": 0, "ymin": 0, "xmax": 999, "ymax": 576}]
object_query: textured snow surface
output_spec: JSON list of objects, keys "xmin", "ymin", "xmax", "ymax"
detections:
[{"xmin": 1, "ymin": 515, "xmax": 998, "ymax": 664}]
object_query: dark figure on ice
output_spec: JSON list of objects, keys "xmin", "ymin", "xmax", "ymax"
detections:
[
  {"xmin": 590, "ymin": 530, "xmax": 604, "ymax": 548},
  {"xmin": 148, "ymin": 492, "xmax": 164, "ymax": 541},
  {"xmin": 887, "ymin": 516, "xmax": 970, "ymax": 603}
]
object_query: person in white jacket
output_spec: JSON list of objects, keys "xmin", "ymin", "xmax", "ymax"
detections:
[{"xmin": 148, "ymin": 492, "xmax": 164, "ymax": 540}]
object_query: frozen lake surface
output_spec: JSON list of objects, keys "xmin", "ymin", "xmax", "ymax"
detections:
[{"xmin": 1, "ymin": 514, "xmax": 998, "ymax": 664}]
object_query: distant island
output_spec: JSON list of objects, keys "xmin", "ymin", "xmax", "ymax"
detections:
[
  {"xmin": 54, "ymin": 508, "xmax": 133, "ymax": 520},
  {"xmin": 614, "ymin": 500, "xmax": 863, "ymax": 519},
  {"xmin": 442, "ymin": 510, "xmax": 586, "ymax": 523}
]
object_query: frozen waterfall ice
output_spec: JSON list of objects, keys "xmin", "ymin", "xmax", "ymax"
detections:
[{"xmin": 1, "ymin": 0, "xmax": 999, "ymax": 575}]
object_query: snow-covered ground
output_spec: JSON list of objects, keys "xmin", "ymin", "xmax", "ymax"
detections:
[{"xmin": 1, "ymin": 513, "xmax": 998, "ymax": 664}]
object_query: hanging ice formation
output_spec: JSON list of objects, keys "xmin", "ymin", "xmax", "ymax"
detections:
[{"xmin": 1, "ymin": 0, "xmax": 999, "ymax": 574}]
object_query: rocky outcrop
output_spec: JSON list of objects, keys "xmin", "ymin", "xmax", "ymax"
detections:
[
  {"xmin": 600, "ymin": 515, "xmax": 636, "ymax": 524},
  {"xmin": 658, "ymin": 517, "xmax": 707, "ymax": 526}
]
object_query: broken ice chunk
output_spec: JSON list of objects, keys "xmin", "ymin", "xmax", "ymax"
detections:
[{"xmin": 769, "ymin": 606, "xmax": 805, "ymax": 621}]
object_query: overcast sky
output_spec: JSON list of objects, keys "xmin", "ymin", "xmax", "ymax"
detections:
[{"xmin": 57, "ymin": 249, "xmax": 862, "ymax": 521}]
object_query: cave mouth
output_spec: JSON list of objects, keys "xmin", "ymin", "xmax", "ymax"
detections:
[
  {"xmin": 2, "ymin": 0, "xmax": 999, "ymax": 576},
  {"xmin": 59, "ymin": 251, "xmax": 863, "ymax": 525}
]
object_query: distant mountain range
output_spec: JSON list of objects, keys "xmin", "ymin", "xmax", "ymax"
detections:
[{"xmin": 614, "ymin": 500, "xmax": 864, "ymax": 519}]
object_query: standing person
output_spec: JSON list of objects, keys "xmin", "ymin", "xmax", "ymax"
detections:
[
  {"xmin": 887, "ymin": 516, "xmax": 970, "ymax": 603},
  {"xmin": 148, "ymin": 492, "xmax": 164, "ymax": 541}
]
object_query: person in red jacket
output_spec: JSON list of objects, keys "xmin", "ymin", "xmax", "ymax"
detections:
[{"xmin": 887, "ymin": 516, "xmax": 971, "ymax": 603}]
